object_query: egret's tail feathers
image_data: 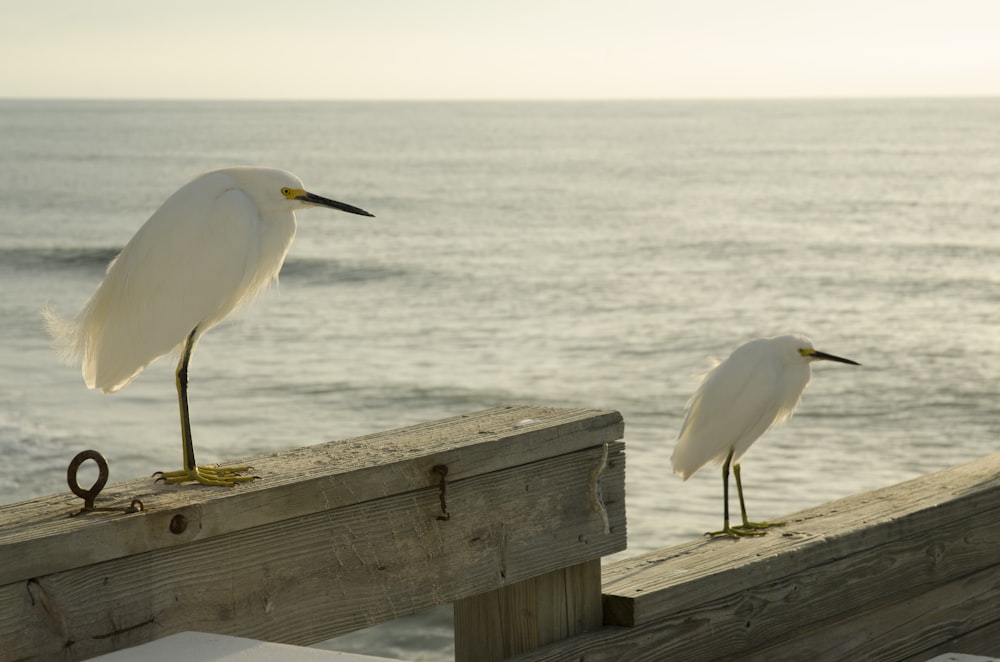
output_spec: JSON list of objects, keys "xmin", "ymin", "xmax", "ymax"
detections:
[
  {"xmin": 670, "ymin": 440, "xmax": 696, "ymax": 481},
  {"xmin": 42, "ymin": 305, "xmax": 84, "ymax": 366},
  {"xmin": 42, "ymin": 304, "xmax": 149, "ymax": 393}
]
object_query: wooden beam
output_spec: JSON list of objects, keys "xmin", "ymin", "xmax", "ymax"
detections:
[
  {"xmin": 454, "ymin": 560, "xmax": 603, "ymax": 661},
  {"xmin": 0, "ymin": 407, "xmax": 626, "ymax": 662},
  {"xmin": 511, "ymin": 451, "xmax": 1000, "ymax": 661},
  {"xmin": 0, "ymin": 405, "xmax": 623, "ymax": 585}
]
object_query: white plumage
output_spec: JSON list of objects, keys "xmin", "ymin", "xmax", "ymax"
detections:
[
  {"xmin": 45, "ymin": 166, "xmax": 373, "ymax": 486},
  {"xmin": 670, "ymin": 334, "xmax": 859, "ymax": 536},
  {"xmin": 48, "ymin": 169, "xmax": 294, "ymax": 391}
]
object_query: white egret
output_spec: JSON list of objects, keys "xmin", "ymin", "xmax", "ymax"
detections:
[
  {"xmin": 45, "ymin": 167, "xmax": 374, "ymax": 486},
  {"xmin": 671, "ymin": 334, "xmax": 860, "ymax": 538}
]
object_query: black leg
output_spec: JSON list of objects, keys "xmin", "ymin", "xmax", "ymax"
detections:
[
  {"xmin": 159, "ymin": 325, "xmax": 256, "ymax": 486},
  {"xmin": 734, "ymin": 462, "xmax": 749, "ymax": 526},
  {"xmin": 706, "ymin": 448, "xmax": 736, "ymax": 537},
  {"xmin": 721, "ymin": 448, "xmax": 733, "ymax": 532},
  {"xmin": 733, "ymin": 463, "xmax": 785, "ymax": 533},
  {"xmin": 176, "ymin": 328, "xmax": 198, "ymax": 472}
]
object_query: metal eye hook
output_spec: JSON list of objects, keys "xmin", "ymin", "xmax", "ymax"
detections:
[
  {"xmin": 67, "ymin": 450, "xmax": 144, "ymax": 517},
  {"xmin": 67, "ymin": 449, "xmax": 109, "ymax": 510}
]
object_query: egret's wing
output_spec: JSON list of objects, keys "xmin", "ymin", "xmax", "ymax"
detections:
[
  {"xmin": 61, "ymin": 173, "xmax": 260, "ymax": 392},
  {"xmin": 671, "ymin": 342, "xmax": 786, "ymax": 479}
]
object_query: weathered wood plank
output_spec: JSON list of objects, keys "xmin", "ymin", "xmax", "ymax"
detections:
[
  {"xmin": 0, "ymin": 405, "xmax": 624, "ymax": 586},
  {"xmin": 751, "ymin": 563, "xmax": 1000, "ymax": 661},
  {"xmin": 0, "ymin": 438, "xmax": 626, "ymax": 662},
  {"xmin": 454, "ymin": 560, "xmax": 603, "ymax": 661},
  {"xmin": 603, "ymin": 451, "xmax": 1000, "ymax": 626},
  {"xmin": 509, "ymin": 563, "xmax": 1000, "ymax": 662},
  {"xmin": 510, "ymin": 451, "xmax": 1000, "ymax": 661}
]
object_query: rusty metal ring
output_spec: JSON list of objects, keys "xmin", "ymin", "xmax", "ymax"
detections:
[{"xmin": 67, "ymin": 450, "xmax": 110, "ymax": 509}]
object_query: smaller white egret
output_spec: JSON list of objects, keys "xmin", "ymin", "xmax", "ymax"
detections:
[
  {"xmin": 45, "ymin": 167, "xmax": 374, "ymax": 487},
  {"xmin": 671, "ymin": 334, "xmax": 860, "ymax": 538}
]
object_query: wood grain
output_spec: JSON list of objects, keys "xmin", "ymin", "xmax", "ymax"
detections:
[
  {"xmin": 0, "ymin": 405, "xmax": 624, "ymax": 586},
  {"xmin": 0, "ymin": 407, "xmax": 626, "ymax": 661},
  {"xmin": 455, "ymin": 560, "xmax": 603, "ymax": 661},
  {"xmin": 511, "ymin": 451, "xmax": 1000, "ymax": 661}
]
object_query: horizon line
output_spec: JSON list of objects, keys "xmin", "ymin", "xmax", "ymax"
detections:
[{"xmin": 1, "ymin": 94, "xmax": 998, "ymax": 103}]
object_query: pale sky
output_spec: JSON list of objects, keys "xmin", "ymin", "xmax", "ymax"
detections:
[{"xmin": 3, "ymin": 0, "xmax": 999, "ymax": 99}]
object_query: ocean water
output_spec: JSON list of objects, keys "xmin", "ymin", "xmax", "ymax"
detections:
[{"xmin": 1, "ymin": 99, "xmax": 999, "ymax": 660}]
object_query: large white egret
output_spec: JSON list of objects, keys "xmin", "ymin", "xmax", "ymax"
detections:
[
  {"xmin": 45, "ymin": 167, "xmax": 374, "ymax": 486},
  {"xmin": 671, "ymin": 334, "xmax": 860, "ymax": 537}
]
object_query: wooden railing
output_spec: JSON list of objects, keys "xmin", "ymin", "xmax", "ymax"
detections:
[
  {"xmin": 515, "ymin": 449, "xmax": 1000, "ymax": 661},
  {"xmin": 0, "ymin": 406, "xmax": 625, "ymax": 661},
  {"xmin": 3, "ymin": 406, "xmax": 998, "ymax": 661}
]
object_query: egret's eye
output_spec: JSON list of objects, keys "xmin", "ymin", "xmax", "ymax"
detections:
[{"xmin": 281, "ymin": 187, "xmax": 292, "ymax": 197}]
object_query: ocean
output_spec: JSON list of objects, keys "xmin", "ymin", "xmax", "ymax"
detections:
[{"xmin": 1, "ymin": 98, "xmax": 998, "ymax": 660}]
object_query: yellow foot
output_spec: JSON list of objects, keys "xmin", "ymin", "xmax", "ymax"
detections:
[
  {"xmin": 732, "ymin": 519, "xmax": 786, "ymax": 535},
  {"xmin": 154, "ymin": 465, "xmax": 258, "ymax": 487},
  {"xmin": 707, "ymin": 525, "xmax": 767, "ymax": 539}
]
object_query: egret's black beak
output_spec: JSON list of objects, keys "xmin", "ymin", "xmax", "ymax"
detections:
[
  {"xmin": 811, "ymin": 350, "xmax": 861, "ymax": 366},
  {"xmin": 298, "ymin": 191, "xmax": 374, "ymax": 218}
]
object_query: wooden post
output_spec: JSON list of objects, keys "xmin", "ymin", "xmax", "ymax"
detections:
[{"xmin": 454, "ymin": 559, "xmax": 602, "ymax": 661}]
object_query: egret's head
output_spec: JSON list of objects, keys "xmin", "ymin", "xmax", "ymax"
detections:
[
  {"xmin": 279, "ymin": 183, "xmax": 374, "ymax": 218},
  {"xmin": 789, "ymin": 335, "xmax": 860, "ymax": 366},
  {"xmin": 222, "ymin": 167, "xmax": 374, "ymax": 218}
]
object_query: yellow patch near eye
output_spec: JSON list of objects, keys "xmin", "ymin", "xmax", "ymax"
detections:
[
  {"xmin": 281, "ymin": 187, "xmax": 306, "ymax": 199},
  {"xmin": 799, "ymin": 348, "xmax": 816, "ymax": 357}
]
